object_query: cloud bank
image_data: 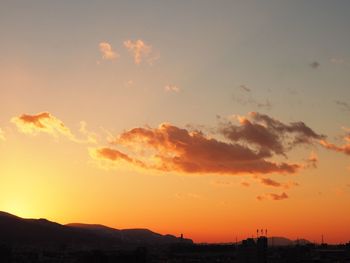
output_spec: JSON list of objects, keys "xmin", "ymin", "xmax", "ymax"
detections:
[{"xmin": 91, "ymin": 112, "xmax": 323, "ymax": 176}]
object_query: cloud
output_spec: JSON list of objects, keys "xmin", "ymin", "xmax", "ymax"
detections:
[
  {"xmin": 164, "ymin": 84, "xmax": 180, "ymax": 93},
  {"xmin": 330, "ymin": 58, "xmax": 345, "ymax": 65},
  {"xmin": 239, "ymin": 85, "xmax": 251, "ymax": 92},
  {"xmin": 124, "ymin": 39, "xmax": 159, "ymax": 65},
  {"xmin": 11, "ymin": 112, "xmax": 96, "ymax": 144},
  {"xmin": 218, "ymin": 112, "xmax": 325, "ymax": 157},
  {"xmin": 320, "ymin": 135, "xmax": 350, "ymax": 155},
  {"xmin": 99, "ymin": 42, "xmax": 119, "ymax": 61},
  {"xmin": 335, "ymin": 100, "xmax": 350, "ymax": 112},
  {"xmin": 91, "ymin": 114, "xmax": 317, "ymax": 175},
  {"xmin": 79, "ymin": 121, "xmax": 98, "ymax": 144},
  {"xmin": 259, "ymin": 177, "xmax": 299, "ymax": 189},
  {"xmin": 259, "ymin": 177, "xmax": 282, "ymax": 187},
  {"xmin": 234, "ymin": 85, "xmax": 272, "ymax": 110},
  {"xmin": 12, "ymin": 112, "xmax": 74, "ymax": 138},
  {"xmin": 310, "ymin": 61, "xmax": 320, "ymax": 69},
  {"xmin": 256, "ymin": 192, "xmax": 288, "ymax": 201},
  {"xmin": 240, "ymin": 181, "xmax": 250, "ymax": 187},
  {"xmin": 124, "ymin": 80, "xmax": 134, "ymax": 88},
  {"xmin": 306, "ymin": 151, "xmax": 318, "ymax": 168},
  {"xmin": 0, "ymin": 128, "xmax": 5, "ymax": 141}
]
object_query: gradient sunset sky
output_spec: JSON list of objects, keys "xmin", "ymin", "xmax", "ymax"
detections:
[{"xmin": 1, "ymin": 0, "xmax": 350, "ymax": 244}]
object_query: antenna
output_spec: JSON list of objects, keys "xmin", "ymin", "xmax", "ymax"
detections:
[
  {"xmin": 265, "ymin": 229, "xmax": 267, "ymax": 237},
  {"xmin": 257, "ymin": 229, "xmax": 259, "ymax": 238},
  {"xmin": 322, "ymin": 234, "xmax": 324, "ymax": 244}
]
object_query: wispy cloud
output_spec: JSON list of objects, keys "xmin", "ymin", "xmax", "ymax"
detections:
[
  {"xmin": 335, "ymin": 100, "xmax": 350, "ymax": 112},
  {"xmin": 233, "ymin": 87, "xmax": 272, "ymax": 110},
  {"xmin": 259, "ymin": 177, "xmax": 299, "ymax": 189},
  {"xmin": 256, "ymin": 192, "xmax": 288, "ymax": 201},
  {"xmin": 124, "ymin": 39, "xmax": 159, "ymax": 65},
  {"xmin": 164, "ymin": 84, "xmax": 180, "ymax": 93},
  {"xmin": 320, "ymin": 135, "xmax": 350, "ymax": 155},
  {"xmin": 99, "ymin": 42, "xmax": 119, "ymax": 61},
  {"xmin": 305, "ymin": 151, "xmax": 318, "ymax": 168},
  {"xmin": 124, "ymin": 80, "xmax": 134, "ymax": 88},
  {"xmin": 310, "ymin": 61, "xmax": 320, "ymax": 69},
  {"xmin": 239, "ymin": 85, "xmax": 251, "ymax": 92},
  {"xmin": 330, "ymin": 58, "xmax": 345, "ymax": 65}
]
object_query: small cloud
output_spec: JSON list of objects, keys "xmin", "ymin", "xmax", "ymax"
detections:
[
  {"xmin": 335, "ymin": 100, "xmax": 350, "ymax": 112},
  {"xmin": 258, "ymin": 177, "xmax": 299, "ymax": 189},
  {"xmin": 211, "ymin": 180, "xmax": 233, "ymax": 187},
  {"xmin": 175, "ymin": 193, "xmax": 201, "ymax": 200},
  {"xmin": 330, "ymin": 58, "xmax": 345, "ymax": 65},
  {"xmin": 306, "ymin": 151, "xmax": 318, "ymax": 168},
  {"xmin": 124, "ymin": 80, "xmax": 134, "ymax": 88},
  {"xmin": 124, "ymin": 39, "xmax": 159, "ymax": 65},
  {"xmin": 239, "ymin": 85, "xmax": 251, "ymax": 92},
  {"xmin": 240, "ymin": 181, "xmax": 250, "ymax": 187},
  {"xmin": 99, "ymin": 42, "xmax": 119, "ymax": 61},
  {"xmin": 310, "ymin": 61, "xmax": 320, "ymax": 69},
  {"xmin": 256, "ymin": 192, "xmax": 289, "ymax": 201},
  {"xmin": 164, "ymin": 84, "xmax": 180, "ymax": 93},
  {"xmin": 11, "ymin": 112, "xmax": 96, "ymax": 144},
  {"xmin": 11, "ymin": 112, "xmax": 74, "ymax": 138},
  {"xmin": 260, "ymin": 178, "xmax": 282, "ymax": 187}
]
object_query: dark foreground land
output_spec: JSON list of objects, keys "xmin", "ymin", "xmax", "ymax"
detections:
[
  {"xmin": 1, "ymin": 242, "xmax": 350, "ymax": 263},
  {"xmin": 1, "ymin": 211, "xmax": 350, "ymax": 262}
]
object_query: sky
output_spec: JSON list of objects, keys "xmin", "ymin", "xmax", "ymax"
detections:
[{"xmin": 1, "ymin": 0, "xmax": 350, "ymax": 244}]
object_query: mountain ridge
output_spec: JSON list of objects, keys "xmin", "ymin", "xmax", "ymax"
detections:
[{"xmin": 0, "ymin": 211, "xmax": 192, "ymax": 247}]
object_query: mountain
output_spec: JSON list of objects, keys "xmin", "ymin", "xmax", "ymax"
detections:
[
  {"xmin": 268, "ymin": 236, "xmax": 311, "ymax": 246},
  {"xmin": 66, "ymin": 223, "xmax": 192, "ymax": 245},
  {"xmin": 0, "ymin": 211, "xmax": 192, "ymax": 248}
]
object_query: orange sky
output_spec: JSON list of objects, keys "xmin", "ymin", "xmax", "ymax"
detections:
[{"xmin": 1, "ymin": 1, "xmax": 350, "ymax": 244}]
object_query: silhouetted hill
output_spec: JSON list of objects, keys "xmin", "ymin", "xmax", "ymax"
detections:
[
  {"xmin": 268, "ymin": 236, "xmax": 311, "ymax": 246},
  {"xmin": 66, "ymin": 223, "xmax": 192, "ymax": 245},
  {"xmin": 0, "ymin": 211, "xmax": 192, "ymax": 248}
]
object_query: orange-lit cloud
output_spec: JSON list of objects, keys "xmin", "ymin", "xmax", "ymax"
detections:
[
  {"xmin": 259, "ymin": 177, "xmax": 299, "ymax": 189},
  {"xmin": 124, "ymin": 39, "xmax": 158, "ymax": 65},
  {"xmin": 92, "ymin": 119, "xmax": 305, "ymax": 175},
  {"xmin": 99, "ymin": 42, "xmax": 119, "ymax": 61},
  {"xmin": 320, "ymin": 135, "xmax": 350, "ymax": 155},
  {"xmin": 164, "ymin": 84, "xmax": 180, "ymax": 93},
  {"xmin": 11, "ymin": 112, "xmax": 97, "ymax": 144},
  {"xmin": 12, "ymin": 112, "xmax": 74, "ymax": 138},
  {"xmin": 256, "ymin": 192, "xmax": 288, "ymax": 201}
]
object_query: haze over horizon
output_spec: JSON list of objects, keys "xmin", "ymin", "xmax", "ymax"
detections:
[{"xmin": 1, "ymin": 0, "xmax": 350, "ymax": 244}]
